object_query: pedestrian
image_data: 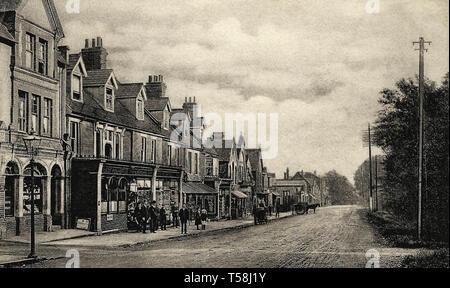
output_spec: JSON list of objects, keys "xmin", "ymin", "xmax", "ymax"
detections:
[
  {"xmin": 201, "ymin": 209, "xmax": 208, "ymax": 230},
  {"xmin": 179, "ymin": 205, "xmax": 189, "ymax": 234},
  {"xmin": 171, "ymin": 203, "xmax": 179, "ymax": 228},
  {"xmin": 253, "ymin": 203, "xmax": 257, "ymax": 225},
  {"xmin": 134, "ymin": 202, "xmax": 147, "ymax": 233},
  {"xmin": 160, "ymin": 205, "xmax": 167, "ymax": 231},
  {"xmin": 195, "ymin": 208, "xmax": 202, "ymax": 230},
  {"xmin": 149, "ymin": 201, "xmax": 158, "ymax": 233},
  {"xmin": 276, "ymin": 201, "xmax": 280, "ymax": 218}
]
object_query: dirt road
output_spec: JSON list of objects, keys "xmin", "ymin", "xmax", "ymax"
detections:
[{"xmin": 24, "ymin": 205, "xmax": 410, "ymax": 268}]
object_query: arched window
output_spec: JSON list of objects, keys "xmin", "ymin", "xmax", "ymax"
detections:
[
  {"xmin": 5, "ymin": 162, "xmax": 20, "ymax": 217},
  {"xmin": 108, "ymin": 177, "xmax": 118, "ymax": 213},
  {"xmin": 23, "ymin": 163, "xmax": 47, "ymax": 215}
]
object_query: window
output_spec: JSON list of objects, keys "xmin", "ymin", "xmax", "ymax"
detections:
[
  {"xmin": 168, "ymin": 145, "xmax": 172, "ymax": 165},
  {"xmin": 137, "ymin": 98, "xmax": 144, "ymax": 120},
  {"xmin": 105, "ymin": 87, "xmax": 114, "ymax": 111},
  {"xmin": 70, "ymin": 121, "xmax": 80, "ymax": 154},
  {"xmin": 31, "ymin": 95, "xmax": 41, "ymax": 134},
  {"xmin": 151, "ymin": 139, "xmax": 157, "ymax": 163},
  {"xmin": 115, "ymin": 133, "xmax": 121, "ymax": 159},
  {"xmin": 72, "ymin": 74, "xmax": 82, "ymax": 101},
  {"xmin": 25, "ymin": 33, "xmax": 35, "ymax": 70},
  {"xmin": 23, "ymin": 177, "xmax": 43, "ymax": 215},
  {"xmin": 43, "ymin": 99, "xmax": 52, "ymax": 136},
  {"xmin": 141, "ymin": 137, "xmax": 147, "ymax": 162},
  {"xmin": 18, "ymin": 91, "xmax": 28, "ymax": 132},
  {"xmin": 118, "ymin": 179, "xmax": 127, "ymax": 212},
  {"xmin": 194, "ymin": 153, "xmax": 198, "ymax": 175},
  {"xmin": 188, "ymin": 152, "xmax": 192, "ymax": 174},
  {"xmin": 38, "ymin": 39, "xmax": 48, "ymax": 75}
]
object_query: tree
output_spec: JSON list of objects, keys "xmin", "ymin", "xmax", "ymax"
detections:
[
  {"xmin": 373, "ymin": 73, "xmax": 449, "ymax": 241},
  {"xmin": 323, "ymin": 170, "xmax": 358, "ymax": 205}
]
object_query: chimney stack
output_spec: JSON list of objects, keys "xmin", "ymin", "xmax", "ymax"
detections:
[
  {"xmin": 81, "ymin": 36, "xmax": 108, "ymax": 70},
  {"xmin": 145, "ymin": 74, "xmax": 167, "ymax": 98},
  {"xmin": 286, "ymin": 168, "xmax": 290, "ymax": 179}
]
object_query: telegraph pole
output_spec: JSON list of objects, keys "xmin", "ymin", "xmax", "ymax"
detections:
[
  {"xmin": 368, "ymin": 124, "xmax": 373, "ymax": 212},
  {"xmin": 375, "ymin": 155, "xmax": 378, "ymax": 212},
  {"xmin": 413, "ymin": 37, "xmax": 431, "ymax": 241}
]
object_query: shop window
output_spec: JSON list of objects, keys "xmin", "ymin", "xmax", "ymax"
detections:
[
  {"xmin": 23, "ymin": 164, "xmax": 46, "ymax": 215},
  {"xmin": 108, "ymin": 178, "xmax": 118, "ymax": 213},
  {"xmin": 101, "ymin": 178, "xmax": 108, "ymax": 214},
  {"xmin": 118, "ymin": 179, "xmax": 127, "ymax": 212}
]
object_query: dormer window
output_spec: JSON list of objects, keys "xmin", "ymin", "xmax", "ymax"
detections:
[
  {"xmin": 72, "ymin": 74, "xmax": 82, "ymax": 101},
  {"xmin": 105, "ymin": 87, "xmax": 114, "ymax": 111},
  {"xmin": 137, "ymin": 98, "xmax": 144, "ymax": 120}
]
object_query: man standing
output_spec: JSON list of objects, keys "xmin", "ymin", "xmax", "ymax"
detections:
[
  {"xmin": 160, "ymin": 205, "xmax": 167, "ymax": 231},
  {"xmin": 134, "ymin": 202, "xmax": 147, "ymax": 233},
  {"xmin": 179, "ymin": 205, "xmax": 189, "ymax": 234},
  {"xmin": 171, "ymin": 202, "xmax": 179, "ymax": 228},
  {"xmin": 149, "ymin": 201, "xmax": 158, "ymax": 233},
  {"xmin": 276, "ymin": 200, "xmax": 280, "ymax": 218}
]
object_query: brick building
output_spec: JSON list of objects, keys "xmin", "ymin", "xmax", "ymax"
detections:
[
  {"xmin": 65, "ymin": 39, "xmax": 183, "ymax": 234},
  {"xmin": 1, "ymin": 0, "xmax": 67, "ymax": 239}
]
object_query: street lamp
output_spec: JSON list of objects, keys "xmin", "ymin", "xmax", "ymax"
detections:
[{"xmin": 23, "ymin": 130, "xmax": 42, "ymax": 259}]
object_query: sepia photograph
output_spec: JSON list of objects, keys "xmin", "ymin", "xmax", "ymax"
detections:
[{"xmin": 0, "ymin": 0, "xmax": 448, "ymax": 274}]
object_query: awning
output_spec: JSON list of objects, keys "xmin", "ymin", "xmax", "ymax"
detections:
[
  {"xmin": 232, "ymin": 190, "xmax": 248, "ymax": 199},
  {"xmin": 183, "ymin": 182, "xmax": 218, "ymax": 194},
  {"xmin": 271, "ymin": 191, "xmax": 280, "ymax": 197}
]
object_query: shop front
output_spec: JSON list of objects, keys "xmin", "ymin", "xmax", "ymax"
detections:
[
  {"xmin": 231, "ymin": 190, "xmax": 248, "ymax": 219},
  {"xmin": 183, "ymin": 182, "xmax": 218, "ymax": 220},
  {"xmin": 71, "ymin": 159, "xmax": 182, "ymax": 234}
]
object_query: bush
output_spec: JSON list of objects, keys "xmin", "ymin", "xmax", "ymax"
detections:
[{"xmin": 401, "ymin": 249, "xmax": 449, "ymax": 268}]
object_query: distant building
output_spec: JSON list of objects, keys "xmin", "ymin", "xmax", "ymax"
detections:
[{"xmin": 274, "ymin": 168, "xmax": 309, "ymax": 212}]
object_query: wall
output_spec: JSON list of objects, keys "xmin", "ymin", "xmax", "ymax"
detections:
[{"xmin": 0, "ymin": 44, "xmax": 11, "ymax": 125}]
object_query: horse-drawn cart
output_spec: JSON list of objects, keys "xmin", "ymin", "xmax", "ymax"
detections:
[{"xmin": 255, "ymin": 207, "xmax": 268, "ymax": 224}]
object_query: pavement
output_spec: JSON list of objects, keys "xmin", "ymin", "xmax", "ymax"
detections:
[
  {"xmin": 18, "ymin": 205, "xmax": 425, "ymax": 268},
  {"xmin": 0, "ymin": 211, "xmax": 292, "ymax": 266}
]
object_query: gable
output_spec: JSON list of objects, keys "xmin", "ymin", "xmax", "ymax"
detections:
[{"xmin": 18, "ymin": 0, "xmax": 52, "ymax": 32}]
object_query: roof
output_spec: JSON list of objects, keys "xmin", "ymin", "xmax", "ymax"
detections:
[
  {"xmin": 246, "ymin": 149, "xmax": 262, "ymax": 171},
  {"xmin": 84, "ymin": 69, "xmax": 116, "ymax": 87},
  {"xmin": 0, "ymin": 0, "xmax": 64, "ymax": 38},
  {"xmin": 67, "ymin": 89, "xmax": 162, "ymax": 136},
  {"xmin": 232, "ymin": 190, "xmax": 248, "ymax": 199},
  {"xmin": 215, "ymin": 148, "xmax": 232, "ymax": 161},
  {"xmin": 117, "ymin": 83, "xmax": 146, "ymax": 99},
  {"xmin": 0, "ymin": 24, "xmax": 15, "ymax": 44},
  {"xmin": 291, "ymin": 172, "xmax": 308, "ymax": 181},
  {"xmin": 145, "ymin": 97, "xmax": 170, "ymax": 111},
  {"xmin": 183, "ymin": 182, "xmax": 218, "ymax": 194},
  {"xmin": 203, "ymin": 147, "xmax": 219, "ymax": 157}
]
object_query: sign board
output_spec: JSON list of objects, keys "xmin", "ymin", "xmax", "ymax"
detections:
[
  {"xmin": 76, "ymin": 218, "xmax": 91, "ymax": 231},
  {"xmin": 107, "ymin": 214, "xmax": 114, "ymax": 221}
]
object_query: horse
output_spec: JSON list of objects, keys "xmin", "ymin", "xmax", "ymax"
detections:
[{"xmin": 305, "ymin": 203, "xmax": 321, "ymax": 214}]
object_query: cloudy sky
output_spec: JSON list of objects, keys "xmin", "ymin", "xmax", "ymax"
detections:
[{"xmin": 55, "ymin": 0, "xmax": 449, "ymax": 182}]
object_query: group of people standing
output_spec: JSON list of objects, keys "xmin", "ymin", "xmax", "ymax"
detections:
[{"xmin": 134, "ymin": 201, "xmax": 208, "ymax": 235}]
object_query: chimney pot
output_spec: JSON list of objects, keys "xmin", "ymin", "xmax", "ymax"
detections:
[
  {"xmin": 97, "ymin": 37, "xmax": 102, "ymax": 47},
  {"xmin": 194, "ymin": 96, "xmax": 196, "ymax": 103},
  {"xmin": 85, "ymin": 39, "xmax": 89, "ymax": 48},
  {"xmin": 185, "ymin": 97, "xmax": 187, "ymax": 103},
  {"xmin": 189, "ymin": 97, "xmax": 192, "ymax": 103},
  {"xmin": 92, "ymin": 38, "xmax": 96, "ymax": 47}
]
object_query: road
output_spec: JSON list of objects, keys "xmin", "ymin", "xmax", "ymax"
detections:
[{"xmin": 21, "ymin": 205, "xmax": 407, "ymax": 268}]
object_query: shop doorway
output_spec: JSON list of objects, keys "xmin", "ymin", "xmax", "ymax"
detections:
[{"xmin": 51, "ymin": 165, "xmax": 62, "ymax": 225}]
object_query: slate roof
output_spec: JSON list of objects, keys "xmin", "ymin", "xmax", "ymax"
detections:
[
  {"xmin": 183, "ymin": 182, "xmax": 218, "ymax": 194},
  {"xmin": 0, "ymin": 23, "xmax": 15, "ymax": 43},
  {"xmin": 246, "ymin": 149, "xmax": 262, "ymax": 171},
  {"xmin": 0, "ymin": 0, "xmax": 22, "ymax": 11},
  {"xmin": 68, "ymin": 54, "xmax": 80, "ymax": 70},
  {"xmin": 145, "ymin": 97, "xmax": 170, "ymax": 111},
  {"xmin": 84, "ymin": 69, "xmax": 114, "ymax": 87},
  {"xmin": 67, "ymin": 89, "xmax": 161, "ymax": 136},
  {"xmin": 215, "ymin": 148, "xmax": 232, "ymax": 161},
  {"xmin": 117, "ymin": 83, "xmax": 144, "ymax": 99}
]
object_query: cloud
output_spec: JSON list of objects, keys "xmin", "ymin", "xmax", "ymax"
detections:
[{"xmin": 55, "ymin": 0, "xmax": 449, "ymax": 181}]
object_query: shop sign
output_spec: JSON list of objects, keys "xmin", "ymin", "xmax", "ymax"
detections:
[
  {"xmin": 76, "ymin": 218, "xmax": 91, "ymax": 231},
  {"xmin": 107, "ymin": 214, "xmax": 114, "ymax": 221}
]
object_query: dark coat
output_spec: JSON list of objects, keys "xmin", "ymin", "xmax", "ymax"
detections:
[
  {"xmin": 179, "ymin": 208, "xmax": 189, "ymax": 223},
  {"xmin": 134, "ymin": 206, "xmax": 147, "ymax": 221},
  {"xmin": 195, "ymin": 211, "xmax": 202, "ymax": 225},
  {"xmin": 201, "ymin": 212, "xmax": 208, "ymax": 222},
  {"xmin": 160, "ymin": 207, "xmax": 167, "ymax": 220},
  {"xmin": 149, "ymin": 206, "xmax": 158, "ymax": 219}
]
